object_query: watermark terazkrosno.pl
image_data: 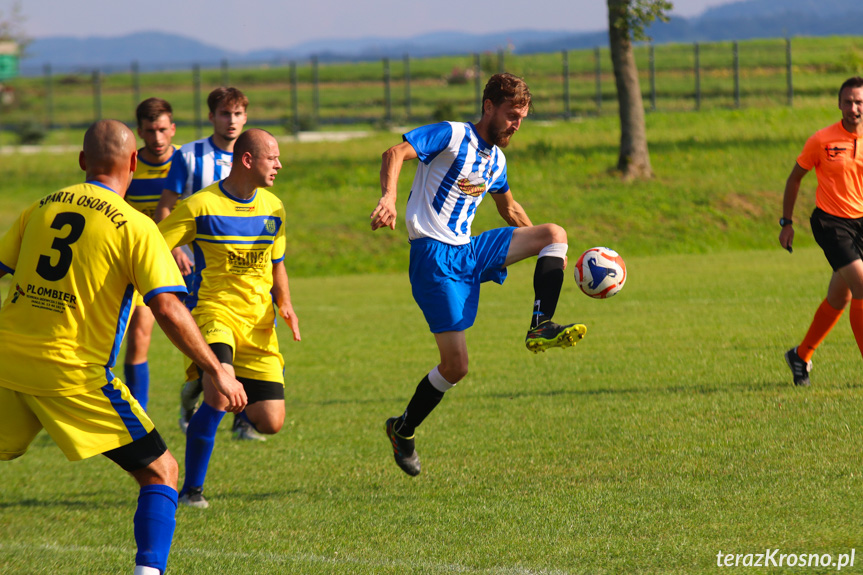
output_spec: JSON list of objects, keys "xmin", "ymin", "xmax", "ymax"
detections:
[{"xmin": 717, "ymin": 549, "xmax": 855, "ymax": 570}]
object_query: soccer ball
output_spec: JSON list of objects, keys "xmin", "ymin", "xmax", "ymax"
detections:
[{"xmin": 574, "ymin": 247, "xmax": 626, "ymax": 299}]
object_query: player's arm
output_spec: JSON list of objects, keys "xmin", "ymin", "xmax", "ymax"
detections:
[
  {"xmin": 780, "ymin": 162, "xmax": 809, "ymax": 252},
  {"xmin": 148, "ymin": 291, "xmax": 247, "ymax": 412},
  {"xmin": 154, "ymin": 190, "xmax": 180, "ymax": 223},
  {"xmin": 491, "ymin": 190, "xmax": 533, "ymax": 227},
  {"xmin": 272, "ymin": 260, "xmax": 300, "ymax": 342},
  {"xmin": 157, "ymin": 203, "xmax": 196, "ymax": 275},
  {"xmin": 371, "ymin": 141, "xmax": 418, "ymax": 231}
]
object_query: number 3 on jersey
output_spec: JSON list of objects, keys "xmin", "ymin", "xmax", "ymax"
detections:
[{"xmin": 37, "ymin": 212, "xmax": 86, "ymax": 281}]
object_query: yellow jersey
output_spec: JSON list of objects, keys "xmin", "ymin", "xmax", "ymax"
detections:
[
  {"xmin": 126, "ymin": 145, "xmax": 179, "ymax": 219},
  {"xmin": 0, "ymin": 182, "xmax": 187, "ymax": 397},
  {"xmin": 158, "ymin": 181, "xmax": 286, "ymax": 330}
]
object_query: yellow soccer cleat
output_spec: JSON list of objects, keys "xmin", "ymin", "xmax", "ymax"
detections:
[{"xmin": 525, "ymin": 321, "xmax": 587, "ymax": 354}]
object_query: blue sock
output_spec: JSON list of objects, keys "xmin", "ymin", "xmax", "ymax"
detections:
[
  {"xmin": 134, "ymin": 484, "xmax": 178, "ymax": 573},
  {"xmin": 125, "ymin": 362, "xmax": 150, "ymax": 411},
  {"xmin": 181, "ymin": 402, "xmax": 225, "ymax": 494}
]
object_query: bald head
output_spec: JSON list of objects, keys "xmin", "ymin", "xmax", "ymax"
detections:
[
  {"xmin": 80, "ymin": 120, "xmax": 137, "ymax": 187},
  {"xmin": 224, "ymin": 128, "xmax": 282, "ymax": 195},
  {"xmin": 233, "ymin": 128, "xmax": 276, "ymax": 159}
]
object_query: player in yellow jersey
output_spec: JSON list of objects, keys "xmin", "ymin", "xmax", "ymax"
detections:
[
  {"xmin": 159, "ymin": 128, "xmax": 300, "ymax": 509},
  {"xmin": 0, "ymin": 120, "xmax": 247, "ymax": 575},
  {"xmin": 124, "ymin": 98, "xmax": 179, "ymax": 410}
]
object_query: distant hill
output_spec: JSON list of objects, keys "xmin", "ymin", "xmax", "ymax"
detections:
[{"xmin": 19, "ymin": 0, "xmax": 863, "ymax": 74}]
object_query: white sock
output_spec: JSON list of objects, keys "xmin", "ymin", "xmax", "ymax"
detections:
[
  {"xmin": 428, "ymin": 365, "xmax": 455, "ymax": 392},
  {"xmin": 134, "ymin": 566, "xmax": 160, "ymax": 575},
  {"xmin": 538, "ymin": 242, "xmax": 568, "ymax": 259}
]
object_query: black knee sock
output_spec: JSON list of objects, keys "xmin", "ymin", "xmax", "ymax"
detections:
[
  {"xmin": 531, "ymin": 255, "xmax": 565, "ymax": 328},
  {"xmin": 396, "ymin": 375, "xmax": 445, "ymax": 437}
]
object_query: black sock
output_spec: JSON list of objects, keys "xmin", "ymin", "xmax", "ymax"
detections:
[
  {"xmin": 396, "ymin": 375, "xmax": 445, "ymax": 437},
  {"xmin": 531, "ymin": 255, "xmax": 565, "ymax": 328}
]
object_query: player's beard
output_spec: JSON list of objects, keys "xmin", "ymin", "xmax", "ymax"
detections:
[{"xmin": 487, "ymin": 117, "xmax": 515, "ymax": 148}]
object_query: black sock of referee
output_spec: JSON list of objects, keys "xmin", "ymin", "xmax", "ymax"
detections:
[
  {"xmin": 531, "ymin": 255, "xmax": 565, "ymax": 329},
  {"xmin": 395, "ymin": 374, "xmax": 445, "ymax": 438}
]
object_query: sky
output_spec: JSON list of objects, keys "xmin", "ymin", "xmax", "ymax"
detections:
[{"xmin": 7, "ymin": 0, "xmax": 738, "ymax": 53}]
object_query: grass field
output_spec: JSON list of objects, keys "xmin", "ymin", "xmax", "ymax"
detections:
[
  {"xmin": 1, "ymin": 95, "xmax": 863, "ymax": 573},
  {"xmin": 2, "ymin": 248, "xmax": 862, "ymax": 574}
]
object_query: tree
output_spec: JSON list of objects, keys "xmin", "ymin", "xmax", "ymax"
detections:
[
  {"xmin": 0, "ymin": 0, "xmax": 28, "ymax": 54},
  {"xmin": 606, "ymin": 0, "xmax": 671, "ymax": 180}
]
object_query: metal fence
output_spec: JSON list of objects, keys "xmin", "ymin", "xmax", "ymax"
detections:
[{"xmin": 1, "ymin": 35, "xmax": 861, "ymax": 141}]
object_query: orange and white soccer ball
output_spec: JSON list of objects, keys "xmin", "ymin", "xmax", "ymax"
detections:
[{"xmin": 574, "ymin": 247, "xmax": 626, "ymax": 299}]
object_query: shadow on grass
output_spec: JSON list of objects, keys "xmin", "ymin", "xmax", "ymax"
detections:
[{"xmin": 480, "ymin": 378, "xmax": 863, "ymax": 400}]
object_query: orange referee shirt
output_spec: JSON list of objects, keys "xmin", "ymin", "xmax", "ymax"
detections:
[{"xmin": 797, "ymin": 121, "xmax": 863, "ymax": 218}]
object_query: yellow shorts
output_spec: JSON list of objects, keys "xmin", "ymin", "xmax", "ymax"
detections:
[
  {"xmin": 0, "ymin": 379, "xmax": 154, "ymax": 462},
  {"xmin": 184, "ymin": 314, "xmax": 285, "ymax": 385}
]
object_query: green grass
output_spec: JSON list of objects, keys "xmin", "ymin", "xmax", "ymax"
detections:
[{"xmin": 2, "ymin": 248, "xmax": 862, "ymax": 574}]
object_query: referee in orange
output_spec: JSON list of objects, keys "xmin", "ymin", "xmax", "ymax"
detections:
[{"xmin": 780, "ymin": 76, "xmax": 863, "ymax": 386}]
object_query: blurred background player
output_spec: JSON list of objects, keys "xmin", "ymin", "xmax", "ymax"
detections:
[
  {"xmin": 123, "ymin": 97, "xmax": 178, "ymax": 410},
  {"xmin": 154, "ymin": 87, "xmax": 261, "ymax": 439},
  {"xmin": 0, "ymin": 119, "xmax": 247, "ymax": 575},
  {"xmin": 370, "ymin": 73, "xmax": 585, "ymax": 476},
  {"xmin": 159, "ymin": 129, "xmax": 300, "ymax": 508},
  {"xmin": 780, "ymin": 76, "xmax": 863, "ymax": 386}
]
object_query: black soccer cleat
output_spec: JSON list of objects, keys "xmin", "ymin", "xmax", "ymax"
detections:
[
  {"xmin": 785, "ymin": 347, "xmax": 812, "ymax": 386},
  {"xmin": 525, "ymin": 321, "xmax": 587, "ymax": 354},
  {"xmin": 385, "ymin": 417, "xmax": 421, "ymax": 476}
]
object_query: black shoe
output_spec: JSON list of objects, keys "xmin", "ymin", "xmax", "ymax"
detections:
[
  {"xmin": 785, "ymin": 347, "xmax": 812, "ymax": 386},
  {"xmin": 385, "ymin": 417, "xmax": 421, "ymax": 476}
]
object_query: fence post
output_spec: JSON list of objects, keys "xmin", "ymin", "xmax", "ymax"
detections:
[
  {"xmin": 649, "ymin": 43, "xmax": 656, "ymax": 112},
  {"xmin": 594, "ymin": 46, "xmax": 602, "ymax": 113},
  {"xmin": 290, "ymin": 61, "xmax": 299, "ymax": 134},
  {"xmin": 383, "ymin": 57, "xmax": 392, "ymax": 125},
  {"xmin": 474, "ymin": 53, "xmax": 482, "ymax": 116},
  {"xmin": 44, "ymin": 63, "xmax": 54, "ymax": 130},
  {"xmin": 193, "ymin": 63, "xmax": 202, "ymax": 139},
  {"xmin": 404, "ymin": 53, "xmax": 411, "ymax": 123},
  {"xmin": 92, "ymin": 69, "xmax": 102, "ymax": 122},
  {"xmin": 733, "ymin": 41, "xmax": 740, "ymax": 108},
  {"xmin": 694, "ymin": 42, "xmax": 701, "ymax": 111},
  {"xmin": 221, "ymin": 58, "xmax": 229, "ymax": 86},
  {"xmin": 786, "ymin": 37, "xmax": 793, "ymax": 107},
  {"xmin": 312, "ymin": 55, "xmax": 320, "ymax": 128},
  {"xmin": 562, "ymin": 50, "xmax": 571, "ymax": 120},
  {"xmin": 131, "ymin": 60, "xmax": 140, "ymax": 111}
]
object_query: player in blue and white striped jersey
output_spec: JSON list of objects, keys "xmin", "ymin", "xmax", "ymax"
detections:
[
  {"xmin": 153, "ymin": 87, "xmax": 261, "ymax": 440},
  {"xmin": 372, "ymin": 73, "xmax": 586, "ymax": 477}
]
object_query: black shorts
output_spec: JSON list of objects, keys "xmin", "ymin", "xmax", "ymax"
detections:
[
  {"xmin": 103, "ymin": 429, "xmax": 168, "ymax": 472},
  {"xmin": 203, "ymin": 343, "xmax": 284, "ymax": 404},
  {"xmin": 810, "ymin": 208, "xmax": 863, "ymax": 271}
]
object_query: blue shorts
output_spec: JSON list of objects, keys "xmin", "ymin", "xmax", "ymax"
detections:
[{"xmin": 409, "ymin": 227, "xmax": 515, "ymax": 333}]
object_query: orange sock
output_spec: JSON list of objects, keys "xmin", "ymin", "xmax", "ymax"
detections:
[
  {"xmin": 850, "ymin": 299, "xmax": 863, "ymax": 359},
  {"xmin": 798, "ymin": 299, "xmax": 844, "ymax": 362}
]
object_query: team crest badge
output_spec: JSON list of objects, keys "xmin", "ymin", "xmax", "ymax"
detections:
[
  {"xmin": 265, "ymin": 218, "xmax": 276, "ymax": 234},
  {"xmin": 456, "ymin": 172, "xmax": 487, "ymax": 197}
]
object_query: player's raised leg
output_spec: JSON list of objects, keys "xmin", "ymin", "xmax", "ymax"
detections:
[{"xmin": 507, "ymin": 224, "xmax": 586, "ymax": 353}]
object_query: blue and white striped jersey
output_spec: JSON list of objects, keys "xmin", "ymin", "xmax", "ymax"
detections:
[
  {"xmin": 404, "ymin": 122, "xmax": 510, "ymax": 246},
  {"xmin": 164, "ymin": 136, "xmax": 233, "ymax": 199}
]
